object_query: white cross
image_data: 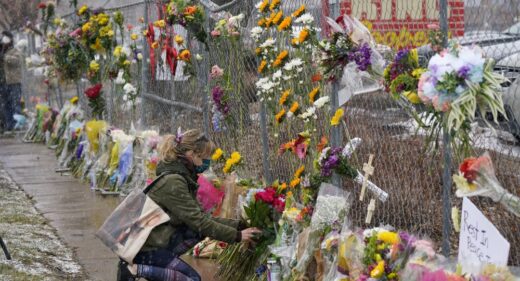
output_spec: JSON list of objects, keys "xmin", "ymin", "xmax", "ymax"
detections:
[
  {"xmin": 365, "ymin": 199, "xmax": 376, "ymax": 224},
  {"xmin": 359, "ymin": 154, "xmax": 374, "ymax": 201}
]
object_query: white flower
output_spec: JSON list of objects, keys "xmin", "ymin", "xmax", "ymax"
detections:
[
  {"xmin": 287, "ymin": 111, "xmax": 294, "ymax": 118},
  {"xmin": 16, "ymin": 39, "xmax": 28, "ymax": 50},
  {"xmin": 123, "ymin": 83, "xmax": 137, "ymax": 95},
  {"xmin": 122, "ymin": 94, "xmax": 128, "ymax": 101},
  {"xmin": 229, "ymin": 13, "xmax": 244, "ymax": 26},
  {"xmin": 1, "ymin": 36, "xmax": 11, "ymax": 45},
  {"xmin": 295, "ymin": 13, "xmax": 314, "ymax": 24},
  {"xmin": 272, "ymin": 70, "xmax": 282, "ymax": 80},
  {"xmin": 314, "ymin": 96, "xmax": 330, "ymax": 108},
  {"xmin": 115, "ymin": 70, "xmax": 126, "ymax": 85},
  {"xmin": 195, "ymin": 54, "xmax": 203, "ymax": 61},
  {"xmin": 299, "ymin": 106, "xmax": 316, "ymax": 120},
  {"xmin": 260, "ymin": 38, "xmax": 275, "ymax": 48},
  {"xmin": 283, "ymin": 75, "xmax": 292, "ymax": 81},
  {"xmin": 122, "ymin": 46, "xmax": 132, "ymax": 57},
  {"xmin": 251, "ymin": 26, "xmax": 263, "ymax": 40},
  {"xmin": 137, "ymin": 53, "xmax": 143, "ymax": 60},
  {"xmin": 283, "ymin": 58, "xmax": 304, "ymax": 71},
  {"xmin": 254, "ymin": 1, "xmax": 263, "ymax": 9}
]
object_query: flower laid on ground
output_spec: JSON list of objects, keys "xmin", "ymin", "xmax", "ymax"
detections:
[
  {"xmin": 330, "ymin": 108, "xmax": 344, "ymax": 126},
  {"xmin": 223, "ymin": 151, "xmax": 241, "ymax": 173}
]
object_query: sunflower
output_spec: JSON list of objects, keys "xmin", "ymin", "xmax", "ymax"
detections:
[
  {"xmin": 258, "ymin": 60, "xmax": 267, "ymax": 73},
  {"xmin": 279, "ymin": 89, "xmax": 291, "ymax": 105},
  {"xmin": 258, "ymin": 0, "xmax": 269, "ymax": 13},
  {"xmin": 273, "ymin": 50, "xmax": 288, "ymax": 67},
  {"xmin": 257, "ymin": 18, "xmax": 266, "ymax": 27},
  {"xmin": 278, "ymin": 16, "xmax": 292, "ymax": 31},
  {"xmin": 272, "ymin": 11, "xmax": 283, "ymax": 24},
  {"xmin": 275, "ymin": 109, "xmax": 286, "ymax": 123},
  {"xmin": 308, "ymin": 86, "xmax": 320, "ymax": 103},
  {"xmin": 289, "ymin": 101, "xmax": 299, "ymax": 114},
  {"xmin": 298, "ymin": 28, "xmax": 309, "ymax": 44},
  {"xmin": 330, "ymin": 108, "xmax": 344, "ymax": 126},
  {"xmin": 269, "ymin": 0, "xmax": 280, "ymax": 11},
  {"xmin": 292, "ymin": 5, "xmax": 306, "ymax": 18}
]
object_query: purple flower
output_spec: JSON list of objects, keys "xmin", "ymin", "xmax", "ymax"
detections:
[
  {"xmin": 348, "ymin": 43, "xmax": 372, "ymax": 71},
  {"xmin": 457, "ymin": 65, "xmax": 471, "ymax": 79},
  {"xmin": 395, "ymin": 49, "xmax": 410, "ymax": 62},
  {"xmin": 320, "ymin": 147, "xmax": 343, "ymax": 177},
  {"xmin": 211, "ymin": 86, "xmax": 230, "ymax": 115}
]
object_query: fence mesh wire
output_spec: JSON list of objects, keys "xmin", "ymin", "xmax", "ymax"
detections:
[{"xmin": 18, "ymin": 0, "xmax": 520, "ymax": 265}]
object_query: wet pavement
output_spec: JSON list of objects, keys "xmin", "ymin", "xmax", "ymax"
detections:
[{"xmin": 0, "ymin": 138, "xmax": 219, "ymax": 281}]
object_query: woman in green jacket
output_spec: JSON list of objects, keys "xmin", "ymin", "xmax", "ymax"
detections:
[{"xmin": 118, "ymin": 129, "xmax": 260, "ymax": 281}]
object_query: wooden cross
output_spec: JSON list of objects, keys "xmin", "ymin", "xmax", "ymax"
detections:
[
  {"xmin": 359, "ymin": 154, "xmax": 375, "ymax": 201},
  {"xmin": 365, "ymin": 199, "xmax": 376, "ymax": 224}
]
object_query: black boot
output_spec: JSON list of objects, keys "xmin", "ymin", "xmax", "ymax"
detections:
[{"xmin": 117, "ymin": 260, "xmax": 136, "ymax": 281}]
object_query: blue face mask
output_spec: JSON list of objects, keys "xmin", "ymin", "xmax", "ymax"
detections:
[{"xmin": 195, "ymin": 159, "xmax": 211, "ymax": 173}]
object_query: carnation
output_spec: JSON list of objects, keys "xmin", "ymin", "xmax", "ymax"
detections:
[{"xmin": 85, "ymin": 84, "xmax": 103, "ymax": 99}]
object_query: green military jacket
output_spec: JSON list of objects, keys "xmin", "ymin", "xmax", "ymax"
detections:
[{"xmin": 141, "ymin": 158, "xmax": 240, "ymax": 252}]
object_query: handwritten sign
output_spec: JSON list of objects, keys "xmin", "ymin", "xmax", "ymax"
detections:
[{"xmin": 458, "ymin": 197, "xmax": 510, "ymax": 273}]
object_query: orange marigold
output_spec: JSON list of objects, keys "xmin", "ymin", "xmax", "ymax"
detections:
[
  {"xmin": 184, "ymin": 6, "xmax": 197, "ymax": 15},
  {"xmin": 272, "ymin": 11, "xmax": 283, "ymax": 24},
  {"xmin": 279, "ymin": 89, "xmax": 291, "ymax": 105},
  {"xmin": 289, "ymin": 101, "xmax": 299, "ymax": 113},
  {"xmin": 278, "ymin": 16, "xmax": 292, "ymax": 31}
]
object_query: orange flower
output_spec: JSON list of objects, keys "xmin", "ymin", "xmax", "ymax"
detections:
[
  {"xmin": 255, "ymin": 47, "xmax": 262, "ymax": 55},
  {"xmin": 291, "ymin": 38, "xmax": 299, "ymax": 46},
  {"xmin": 258, "ymin": 18, "xmax": 266, "ymax": 27},
  {"xmin": 278, "ymin": 182, "xmax": 288, "ymax": 191},
  {"xmin": 294, "ymin": 165, "xmax": 305, "ymax": 178},
  {"xmin": 290, "ymin": 178, "xmax": 301, "ymax": 188},
  {"xmin": 258, "ymin": 60, "xmax": 267, "ymax": 73},
  {"xmin": 258, "ymin": 0, "xmax": 269, "ymax": 13},
  {"xmin": 272, "ymin": 11, "xmax": 283, "ymax": 24},
  {"xmin": 275, "ymin": 109, "xmax": 286, "ymax": 123},
  {"xmin": 311, "ymin": 73, "xmax": 322, "ymax": 82},
  {"xmin": 179, "ymin": 49, "xmax": 191, "ymax": 62},
  {"xmin": 273, "ymin": 50, "xmax": 288, "ymax": 67},
  {"xmin": 298, "ymin": 28, "xmax": 309, "ymax": 43},
  {"xmin": 292, "ymin": 5, "xmax": 306, "ymax": 18},
  {"xmin": 269, "ymin": 0, "xmax": 280, "ymax": 11},
  {"xmin": 308, "ymin": 86, "xmax": 320, "ymax": 103},
  {"xmin": 184, "ymin": 5, "xmax": 197, "ymax": 15},
  {"xmin": 289, "ymin": 101, "xmax": 299, "ymax": 113},
  {"xmin": 151, "ymin": 41, "xmax": 159, "ymax": 49},
  {"xmin": 279, "ymin": 89, "xmax": 291, "ymax": 105},
  {"xmin": 317, "ymin": 136, "xmax": 328, "ymax": 152},
  {"xmin": 278, "ymin": 16, "xmax": 292, "ymax": 31}
]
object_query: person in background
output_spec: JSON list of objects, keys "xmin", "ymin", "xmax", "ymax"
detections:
[
  {"xmin": 0, "ymin": 31, "xmax": 22, "ymax": 132},
  {"xmin": 118, "ymin": 128, "xmax": 261, "ymax": 281}
]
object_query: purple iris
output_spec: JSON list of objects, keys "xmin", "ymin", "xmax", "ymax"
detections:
[{"xmin": 348, "ymin": 43, "xmax": 372, "ymax": 71}]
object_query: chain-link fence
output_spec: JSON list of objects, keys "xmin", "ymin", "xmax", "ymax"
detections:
[{"xmin": 19, "ymin": 0, "xmax": 520, "ymax": 265}]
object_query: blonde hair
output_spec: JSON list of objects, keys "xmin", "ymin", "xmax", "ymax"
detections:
[{"xmin": 158, "ymin": 129, "xmax": 215, "ymax": 162}]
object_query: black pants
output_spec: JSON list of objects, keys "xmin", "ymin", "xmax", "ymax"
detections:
[{"xmin": 0, "ymin": 83, "xmax": 22, "ymax": 131}]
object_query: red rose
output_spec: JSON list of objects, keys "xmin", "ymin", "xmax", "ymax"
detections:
[
  {"xmin": 38, "ymin": 2, "xmax": 46, "ymax": 9},
  {"xmin": 459, "ymin": 157, "xmax": 478, "ymax": 183},
  {"xmin": 85, "ymin": 83, "xmax": 103, "ymax": 99}
]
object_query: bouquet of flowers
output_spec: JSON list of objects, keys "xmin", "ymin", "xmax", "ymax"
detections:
[
  {"xmin": 210, "ymin": 13, "xmax": 244, "ymax": 39},
  {"xmin": 84, "ymin": 83, "xmax": 105, "ymax": 119},
  {"xmin": 383, "ymin": 49, "xmax": 425, "ymax": 104},
  {"xmin": 417, "ymin": 43, "xmax": 507, "ymax": 156},
  {"xmin": 45, "ymin": 32, "xmax": 89, "ymax": 81},
  {"xmin": 315, "ymin": 146, "xmax": 358, "ymax": 179},
  {"xmin": 453, "ymin": 152, "xmax": 520, "ymax": 217},
  {"xmin": 166, "ymin": 0, "xmax": 207, "ymax": 44},
  {"xmin": 318, "ymin": 15, "xmax": 385, "ymax": 80},
  {"xmin": 217, "ymin": 186, "xmax": 285, "ymax": 281}
]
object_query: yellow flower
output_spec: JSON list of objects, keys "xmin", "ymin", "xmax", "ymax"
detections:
[
  {"xmin": 143, "ymin": 30, "xmax": 149, "ymax": 36},
  {"xmin": 275, "ymin": 109, "xmax": 286, "ymax": 123},
  {"xmin": 70, "ymin": 96, "xmax": 79, "ymax": 104},
  {"xmin": 255, "ymin": 47, "xmax": 262, "ymax": 55},
  {"xmin": 273, "ymin": 50, "xmax": 288, "ymax": 67},
  {"xmin": 257, "ymin": 18, "xmax": 266, "ymax": 27},
  {"xmin": 298, "ymin": 28, "xmax": 309, "ymax": 43},
  {"xmin": 113, "ymin": 46, "xmax": 123, "ymax": 57},
  {"xmin": 278, "ymin": 182, "xmax": 287, "ymax": 191},
  {"xmin": 377, "ymin": 231, "xmax": 399, "ymax": 245},
  {"xmin": 96, "ymin": 13, "xmax": 109, "ymax": 26},
  {"xmin": 289, "ymin": 101, "xmax": 299, "ymax": 113},
  {"xmin": 81, "ymin": 22, "xmax": 92, "ymax": 33},
  {"xmin": 309, "ymin": 87, "xmax": 320, "ymax": 103},
  {"xmin": 279, "ymin": 89, "xmax": 291, "ymax": 105},
  {"xmin": 78, "ymin": 5, "xmax": 88, "ymax": 16},
  {"xmin": 154, "ymin": 19, "xmax": 166, "ymax": 28},
  {"xmin": 286, "ymin": 191, "xmax": 293, "ymax": 198},
  {"xmin": 291, "ymin": 38, "xmax": 299, "ymax": 46},
  {"xmin": 453, "ymin": 173, "xmax": 477, "ymax": 193},
  {"xmin": 53, "ymin": 18, "xmax": 62, "ymax": 26},
  {"xmin": 99, "ymin": 25, "xmax": 114, "ymax": 37},
  {"xmin": 330, "ymin": 108, "xmax": 344, "ymax": 126},
  {"xmin": 272, "ymin": 11, "xmax": 283, "ymax": 24},
  {"xmin": 223, "ymin": 162, "xmax": 232, "ymax": 173},
  {"xmin": 89, "ymin": 60, "xmax": 100, "ymax": 72},
  {"xmin": 269, "ymin": 0, "xmax": 280, "ymax": 11},
  {"xmin": 90, "ymin": 38, "xmax": 104, "ymax": 52},
  {"xmin": 294, "ymin": 165, "xmax": 305, "ymax": 179},
  {"xmin": 151, "ymin": 41, "xmax": 159, "ymax": 49},
  {"xmin": 258, "ymin": 0, "xmax": 269, "ymax": 13},
  {"xmin": 174, "ymin": 35, "xmax": 184, "ymax": 45},
  {"xmin": 211, "ymin": 148, "xmax": 224, "ymax": 161},
  {"xmin": 412, "ymin": 68, "xmax": 426, "ymax": 78},
  {"xmin": 223, "ymin": 152, "xmax": 241, "ymax": 174},
  {"xmin": 278, "ymin": 16, "xmax": 292, "ymax": 31},
  {"xmin": 123, "ymin": 60, "xmax": 131, "ymax": 66},
  {"xmin": 179, "ymin": 50, "xmax": 191, "ymax": 62},
  {"xmin": 370, "ymin": 261, "xmax": 385, "ymax": 278},
  {"xmin": 403, "ymin": 91, "xmax": 420, "ymax": 104},
  {"xmin": 131, "ymin": 33, "xmax": 138, "ymax": 40},
  {"xmin": 410, "ymin": 49, "xmax": 419, "ymax": 64},
  {"xmin": 292, "ymin": 5, "xmax": 306, "ymax": 18},
  {"xmin": 290, "ymin": 178, "xmax": 300, "ymax": 188},
  {"xmin": 230, "ymin": 152, "xmax": 241, "ymax": 163},
  {"xmin": 258, "ymin": 60, "xmax": 267, "ymax": 74}
]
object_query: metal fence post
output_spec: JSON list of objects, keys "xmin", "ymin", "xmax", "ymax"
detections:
[
  {"xmin": 139, "ymin": 0, "xmax": 150, "ymax": 128},
  {"xmin": 329, "ymin": 0, "xmax": 342, "ymax": 187},
  {"xmin": 439, "ymin": 0, "xmax": 452, "ymax": 257}
]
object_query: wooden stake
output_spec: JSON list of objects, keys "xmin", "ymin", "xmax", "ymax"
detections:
[{"xmin": 365, "ymin": 199, "xmax": 376, "ymax": 224}]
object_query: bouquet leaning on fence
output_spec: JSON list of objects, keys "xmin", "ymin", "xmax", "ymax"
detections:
[{"xmin": 453, "ymin": 152, "xmax": 520, "ymax": 217}]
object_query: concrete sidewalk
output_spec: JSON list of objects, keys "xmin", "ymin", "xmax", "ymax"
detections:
[{"xmin": 0, "ymin": 138, "xmax": 219, "ymax": 281}]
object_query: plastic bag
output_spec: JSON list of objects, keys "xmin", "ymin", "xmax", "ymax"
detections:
[
  {"xmin": 219, "ymin": 174, "xmax": 246, "ymax": 219},
  {"xmin": 197, "ymin": 174, "xmax": 225, "ymax": 213},
  {"xmin": 13, "ymin": 114, "xmax": 27, "ymax": 130},
  {"xmin": 311, "ymin": 183, "xmax": 351, "ymax": 230},
  {"xmin": 85, "ymin": 120, "xmax": 107, "ymax": 154}
]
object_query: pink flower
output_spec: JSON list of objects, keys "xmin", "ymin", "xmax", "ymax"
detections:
[
  {"xmin": 69, "ymin": 28, "xmax": 82, "ymax": 37},
  {"xmin": 427, "ymin": 23, "xmax": 440, "ymax": 30},
  {"xmin": 146, "ymin": 178, "xmax": 153, "ymax": 185},
  {"xmin": 210, "ymin": 30, "xmax": 221, "ymax": 37},
  {"xmin": 210, "ymin": 65, "xmax": 224, "ymax": 79}
]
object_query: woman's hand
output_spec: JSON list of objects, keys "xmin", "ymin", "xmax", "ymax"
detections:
[{"xmin": 240, "ymin": 227, "xmax": 262, "ymax": 243}]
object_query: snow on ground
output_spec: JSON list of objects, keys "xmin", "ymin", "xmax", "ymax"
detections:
[{"xmin": 0, "ymin": 169, "xmax": 86, "ymax": 281}]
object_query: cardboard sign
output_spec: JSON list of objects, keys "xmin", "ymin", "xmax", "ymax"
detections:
[{"xmin": 458, "ymin": 197, "xmax": 510, "ymax": 273}]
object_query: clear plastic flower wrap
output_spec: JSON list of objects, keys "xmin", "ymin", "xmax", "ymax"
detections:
[
  {"xmin": 310, "ymin": 183, "xmax": 351, "ymax": 229},
  {"xmin": 453, "ymin": 152, "xmax": 520, "ymax": 217}
]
